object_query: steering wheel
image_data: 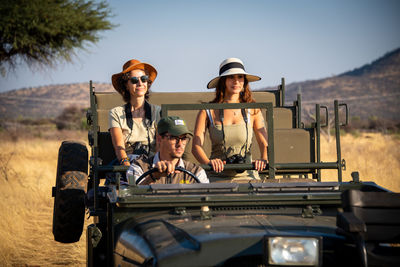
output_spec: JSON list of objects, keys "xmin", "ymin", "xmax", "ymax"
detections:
[{"xmin": 135, "ymin": 166, "xmax": 201, "ymax": 185}]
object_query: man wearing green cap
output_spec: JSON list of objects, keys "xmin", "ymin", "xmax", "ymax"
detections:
[{"xmin": 127, "ymin": 116, "xmax": 209, "ymax": 184}]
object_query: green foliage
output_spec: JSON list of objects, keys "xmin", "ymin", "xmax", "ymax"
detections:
[
  {"xmin": 0, "ymin": 0, "xmax": 115, "ymax": 75},
  {"xmin": 329, "ymin": 127, "xmax": 346, "ymax": 136},
  {"xmin": 393, "ymin": 133, "xmax": 400, "ymax": 141},
  {"xmin": 343, "ymin": 115, "xmax": 400, "ymax": 134},
  {"xmin": 17, "ymin": 117, "xmax": 54, "ymax": 126},
  {"xmin": 80, "ymin": 116, "xmax": 89, "ymax": 130},
  {"xmin": 349, "ymin": 129, "xmax": 361, "ymax": 138}
]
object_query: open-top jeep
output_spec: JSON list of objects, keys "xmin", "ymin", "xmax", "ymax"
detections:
[{"xmin": 52, "ymin": 79, "xmax": 400, "ymax": 266}]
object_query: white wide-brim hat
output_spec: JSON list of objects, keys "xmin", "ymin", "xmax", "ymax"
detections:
[{"xmin": 207, "ymin": 58, "xmax": 261, "ymax": 89}]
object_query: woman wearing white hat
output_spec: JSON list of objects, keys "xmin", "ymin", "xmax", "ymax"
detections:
[{"xmin": 192, "ymin": 58, "xmax": 268, "ymax": 182}]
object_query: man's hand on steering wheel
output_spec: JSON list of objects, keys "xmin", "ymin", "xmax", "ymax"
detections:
[
  {"xmin": 154, "ymin": 160, "xmax": 177, "ymax": 178},
  {"xmin": 135, "ymin": 164, "xmax": 201, "ymax": 185}
]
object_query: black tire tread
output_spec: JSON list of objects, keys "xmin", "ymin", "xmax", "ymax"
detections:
[
  {"xmin": 57, "ymin": 140, "xmax": 88, "ymax": 176},
  {"xmin": 60, "ymin": 171, "xmax": 88, "ymax": 191},
  {"xmin": 53, "ymin": 141, "xmax": 88, "ymax": 243},
  {"xmin": 53, "ymin": 189, "xmax": 86, "ymax": 243}
]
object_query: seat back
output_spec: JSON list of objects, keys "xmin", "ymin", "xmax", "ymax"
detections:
[
  {"xmin": 267, "ymin": 107, "xmax": 296, "ymax": 129},
  {"xmin": 95, "ymin": 92, "xmax": 124, "ymax": 132},
  {"xmin": 341, "ymin": 190, "xmax": 400, "ymax": 242},
  {"xmin": 336, "ymin": 189, "xmax": 400, "ymax": 266},
  {"xmin": 274, "ymin": 128, "xmax": 314, "ymax": 163}
]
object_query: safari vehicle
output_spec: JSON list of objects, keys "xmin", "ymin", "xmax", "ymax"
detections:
[{"xmin": 52, "ymin": 79, "xmax": 400, "ymax": 267}]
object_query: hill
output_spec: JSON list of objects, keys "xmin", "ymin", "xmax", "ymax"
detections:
[
  {"xmin": 0, "ymin": 48, "xmax": 399, "ymax": 121},
  {"xmin": 275, "ymin": 48, "xmax": 400, "ymax": 122},
  {"xmin": 0, "ymin": 82, "xmax": 113, "ymax": 119}
]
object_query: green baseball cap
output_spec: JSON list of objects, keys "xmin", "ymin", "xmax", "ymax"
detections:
[{"xmin": 157, "ymin": 116, "xmax": 193, "ymax": 136}]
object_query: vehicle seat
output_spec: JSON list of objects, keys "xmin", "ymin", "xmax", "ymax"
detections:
[{"xmin": 337, "ymin": 189, "xmax": 400, "ymax": 267}]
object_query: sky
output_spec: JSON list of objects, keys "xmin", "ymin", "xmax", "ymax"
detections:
[{"xmin": 1, "ymin": 0, "xmax": 400, "ymax": 93}]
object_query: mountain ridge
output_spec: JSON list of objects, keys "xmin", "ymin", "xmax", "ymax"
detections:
[
  {"xmin": 1, "ymin": 48, "xmax": 399, "ymax": 121},
  {"xmin": 265, "ymin": 47, "xmax": 400, "ymax": 122},
  {"xmin": 0, "ymin": 82, "xmax": 113, "ymax": 119}
]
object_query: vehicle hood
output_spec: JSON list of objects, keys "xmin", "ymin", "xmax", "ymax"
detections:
[{"xmin": 114, "ymin": 209, "xmax": 339, "ymax": 266}]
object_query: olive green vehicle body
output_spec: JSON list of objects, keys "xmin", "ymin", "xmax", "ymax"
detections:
[{"xmin": 53, "ymin": 80, "xmax": 400, "ymax": 267}]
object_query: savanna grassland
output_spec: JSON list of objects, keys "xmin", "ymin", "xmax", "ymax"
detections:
[
  {"xmin": 0, "ymin": 130, "xmax": 90, "ymax": 266},
  {"xmin": 320, "ymin": 132, "xmax": 400, "ymax": 191},
  {"xmin": 0, "ymin": 130, "xmax": 399, "ymax": 266}
]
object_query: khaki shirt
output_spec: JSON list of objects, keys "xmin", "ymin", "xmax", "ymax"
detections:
[{"xmin": 109, "ymin": 102, "xmax": 160, "ymax": 155}]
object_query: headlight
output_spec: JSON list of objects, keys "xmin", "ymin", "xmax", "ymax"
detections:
[{"xmin": 268, "ymin": 237, "xmax": 319, "ymax": 266}]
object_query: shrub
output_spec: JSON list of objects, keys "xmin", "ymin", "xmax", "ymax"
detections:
[{"xmin": 55, "ymin": 106, "xmax": 88, "ymax": 130}]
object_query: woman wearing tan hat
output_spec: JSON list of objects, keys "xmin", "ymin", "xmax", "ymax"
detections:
[
  {"xmin": 109, "ymin": 59, "xmax": 161, "ymax": 166},
  {"xmin": 192, "ymin": 58, "xmax": 268, "ymax": 182}
]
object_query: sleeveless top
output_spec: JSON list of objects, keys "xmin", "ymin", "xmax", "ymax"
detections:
[{"xmin": 206, "ymin": 109, "xmax": 260, "ymax": 182}]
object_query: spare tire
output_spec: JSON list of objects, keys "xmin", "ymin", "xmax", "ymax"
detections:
[{"xmin": 52, "ymin": 141, "xmax": 88, "ymax": 243}]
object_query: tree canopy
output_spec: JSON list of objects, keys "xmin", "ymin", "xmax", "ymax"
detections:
[{"xmin": 0, "ymin": 0, "xmax": 115, "ymax": 76}]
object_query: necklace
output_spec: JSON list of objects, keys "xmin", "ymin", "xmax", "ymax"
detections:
[{"xmin": 223, "ymin": 99, "xmax": 240, "ymax": 117}]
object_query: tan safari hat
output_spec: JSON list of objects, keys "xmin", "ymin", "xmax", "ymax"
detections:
[{"xmin": 111, "ymin": 59, "xmax": 157, "ymax": 94}]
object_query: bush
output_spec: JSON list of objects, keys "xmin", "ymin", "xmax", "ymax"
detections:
[
  {"xmin": 343, "ymin": 116, "xmax": 400, "ymax": 135},
  {"xmin": 55, "ymin": 106, "xmax": 88, "ymax": 130},
  {"xmin": 17, "ymin": 118, "xmax": 55, "ymax": 126}
]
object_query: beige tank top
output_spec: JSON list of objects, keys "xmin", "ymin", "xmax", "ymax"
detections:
[{"xmin": 206, "ymin": 109, "xmax": 259, "ymax": 181}]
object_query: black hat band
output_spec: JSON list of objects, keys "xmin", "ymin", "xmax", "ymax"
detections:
[{"xmin": 219, "ymin": 62, "xmax": 245, "ymax": 75}]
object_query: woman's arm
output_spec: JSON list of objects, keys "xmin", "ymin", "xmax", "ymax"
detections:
[
  {"xmin": 192, "ymin": 110, "xmax": 224, "ymax": 172},
  {"xmin": 252, "ymin": 109, "xmax": 268, "ymax": 171},
  {"xmin": 110, "ymin": 127, "xmax": 130, "ymax": 166}
]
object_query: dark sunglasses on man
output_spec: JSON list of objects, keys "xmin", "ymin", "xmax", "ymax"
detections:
[{"xmin": 130, "ymin": 75, "xmax": 149, "ymax": 84}]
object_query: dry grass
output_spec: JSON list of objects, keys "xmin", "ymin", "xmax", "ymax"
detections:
[
  {"xmin": 0, "ymin": 131, "xmax": 399, "ymax": 266},
  {"xmin": 321, "ymin": 132, "xmax": 400, "ymax": 192},
  {"xmin": 0, "ymin": 132, "xmax": 89, "ymax": 266}
]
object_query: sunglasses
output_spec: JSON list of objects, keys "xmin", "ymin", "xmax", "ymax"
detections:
[{"xmin": 130, "ymin": 75, "xmax": 149, "ymax": 84}]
